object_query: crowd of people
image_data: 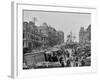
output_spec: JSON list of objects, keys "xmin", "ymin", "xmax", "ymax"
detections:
[
  {"xmin": 23, "ymin": 43, "xmax": 91, "ymax": 69},
  {"xmin": 43, "ymin": 44, "xmax": 91, "ymax": 67}
]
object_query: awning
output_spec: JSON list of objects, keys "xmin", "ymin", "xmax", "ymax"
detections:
[
  {"xmin": 45, "ymin": 48, "xmax": 60, "ymax": 54},
  {"xmin": 45, "ymin": 51, "xmax": 51, "ymax": 54},
  {"xmin": 51, "ymin": 47, "xmax": 60, "ymax": 52}
]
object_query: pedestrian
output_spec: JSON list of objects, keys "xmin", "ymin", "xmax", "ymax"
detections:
[
  {"xmin": 81, "ymin": 60, "xmax": 85, "ymax": 66},
  {"xmin": 59, "ymin": 56, "xmax": 65, "ymax": 67},
  {"xmin": 66, "ymin": 59, "xmax": 71, "ymax": 67}
]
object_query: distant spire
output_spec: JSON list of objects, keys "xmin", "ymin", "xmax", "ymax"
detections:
[{"xmin": 32, "ymin": 17, "xmax": 37, "ymax": 24}]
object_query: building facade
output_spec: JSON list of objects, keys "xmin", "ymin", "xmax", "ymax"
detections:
[
  {"xmin": 57, "ymin": 31, "xmax": 64, "ymax": 44},
  {"xmin": 23, "ymin": 21, "xmax": 48, "ymax": 50},
  {"xmin": 79, "ymin": 24, "xmax": 91, "ymax": 45},
  {"xmin": 23, "ymin": 21, "xmax": 64, "ymax": 51}
]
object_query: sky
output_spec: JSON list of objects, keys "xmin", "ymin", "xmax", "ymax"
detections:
[{"xmin": 23, "ymin": 10, "xmax": 91, "ymax": 42}]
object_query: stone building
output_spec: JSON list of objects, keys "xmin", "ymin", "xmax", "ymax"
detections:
[
  {"xmin": 79, "ymin": 24, "xmax": 91, "ymax": 45},
  {"xmin": 37, "ymin": 22, "xmax": 49, "ymax": 48},
  {"xmin": 23, "ymin": 21, "xmax": 65, "ymax": 50},
  {"xmin": 38, "ymin": 22, "xmax": 49, "ymax": 37},
  {"xmin": 48, "ymin": 26, "xmax": 58, "ymax": 46},
  {"xmin": 57, "ymin": 31, "xmax": 64, "ymax": 44},
  {"xmin": 23, "ymin": 21, "xmax": 48, "ymax": 50},
  {"xmin": 38, "ymin": 23, "xmax": 64, "ymax": 47}
]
